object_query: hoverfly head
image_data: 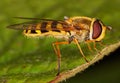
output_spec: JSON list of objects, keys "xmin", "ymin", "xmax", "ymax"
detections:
[{"xmin": 89, "ymin": 19, "xmax": 111, "ymax": 41}]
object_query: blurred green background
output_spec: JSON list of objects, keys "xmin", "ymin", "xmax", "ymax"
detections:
[{"xmin": 0, "ymin": 0, "xmax": 120, "ymax": 83}]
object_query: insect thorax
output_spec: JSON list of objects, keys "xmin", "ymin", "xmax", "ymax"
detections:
[{"xmin": 65, "ymin": 17, "xmax": 92, "ymax": 42}]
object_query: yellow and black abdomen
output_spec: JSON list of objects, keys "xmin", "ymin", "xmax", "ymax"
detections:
[{"xmin": 23, "ymin": 21, "xmax": 70, "ymax": 39}]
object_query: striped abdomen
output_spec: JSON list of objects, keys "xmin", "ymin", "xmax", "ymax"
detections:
[{"xmin": 23, "ymin": 21, "xmax": 71, "ymax": 38}]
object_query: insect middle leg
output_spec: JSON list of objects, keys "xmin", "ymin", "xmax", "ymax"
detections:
[
  {"xmin": 73, "ymin": 38, "xmax": 89, "ymax": 62},
  {"xmin": 52, "ymin": 41, "xmax": 69, "ymax": 75}
]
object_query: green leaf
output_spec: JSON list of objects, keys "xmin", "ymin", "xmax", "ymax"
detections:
[{"xmin": 0, "ymin": 0, "xmax": 120, "ymax": 83}]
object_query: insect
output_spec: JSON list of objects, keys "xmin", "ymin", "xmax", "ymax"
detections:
[{"xmin": 7, "ymin": 16, "xmax": 112, "ymax": 75}]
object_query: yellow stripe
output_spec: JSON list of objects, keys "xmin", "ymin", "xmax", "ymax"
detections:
[
  {"xmin": 57, "ymin": 23, "xmax": 63, "ymax": 29},
  {"xmin": 36, "ymin": 23, "xmax": 41, "ymax": 34},
  {"xmin": 36, "ymin": 23, "xmax": 41, "ymax": 29},
  {"xmin": 23, "ymin": 30, "xmax": 27, "ymax": 34},
  {"xmin": 46, "ymin": 22, "xmax": 52, "ymax": 30}
]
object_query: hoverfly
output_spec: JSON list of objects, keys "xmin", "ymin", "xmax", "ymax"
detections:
[{"xmin": 7, "ymin": 16, "xmax": 112, "ymax": 75}]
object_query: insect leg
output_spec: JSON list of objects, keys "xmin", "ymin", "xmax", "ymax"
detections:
[
  {"xmin": 73, "ymin": 38, "xmax": 89, "ymax": 62},
  {"xmin": 93, "ymin": 41, "xmax": 101, "ymax": 55},
  {"xmin": 86, "ymin": 41, "xmax": 93, "ymax": 52},
  {"xmin": 98, "ymin": 41, "xmax": 106, "ymax": 47},
  {"xmin": 93, "ymin": 41, "xmax": 98, "ymax": 51},
  {"xmin": 52, "ymin": 41, "xmax": 69, "ymax": 75}
]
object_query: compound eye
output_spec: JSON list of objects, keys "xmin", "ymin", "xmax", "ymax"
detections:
[{"xmin": 92, "ymin": 20, "xmax": 102, "ymax": 39}]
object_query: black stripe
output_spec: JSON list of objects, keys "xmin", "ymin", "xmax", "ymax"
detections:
[
  {"xmin": 25, "ymin": 30, "xmax": 28, "ymax": 33},
  {"xmin": 62, "ymin": 23, "xmax": 69, "ymax": 31},
  {"xmin": 51, "ymin": 21, "xmax": 60, "ymax": 32},
  {"xmin": 31, "ymin": 30, "xmax": 37, "ymax": 34},
  {"xmin": 68, "ymin": 31, "xmax": 71, "ymax": 35},
  {"xmin": 41, "ymin": 22, "xmax": 48, "ymax": 33}
]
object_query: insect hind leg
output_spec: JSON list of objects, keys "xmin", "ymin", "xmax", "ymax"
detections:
[{"xmin": 52, "ymin": 41, "xmax": 69, "ymax": 75}]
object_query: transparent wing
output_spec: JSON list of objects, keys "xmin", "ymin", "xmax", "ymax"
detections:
[
  {"xmin": 7, "ymin": 21, "xmax": 72, "ymax": 31},
  {"xmin": 13, "ymin": 17, "xmax": 63, "ymax": 21},
  {"xmin": 7, "ymin": 21, "xmax": 40, "ymax": 30},
  {"xmin": 7, "ymin": 20, "xmax": 73, "ymax": 31},
  {"xmin": 7, "ymin": 17, "xmax": 89, "ymax": 31}
]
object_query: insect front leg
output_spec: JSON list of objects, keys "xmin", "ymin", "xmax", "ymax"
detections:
[
  {"xmin": 52, "ymin": 41, "xmax": 69, "ymax": 75},
  {"xmin": 86, "ymin": 41, "xmax": 94, "ymax": 52},
  {"xmin": 98, "ymin": 41, "xmax": 106, "ymax": 47},
  {"xmin": 86, "ymin": 40, "xmax": 102, "ymax": 55},
  {"xmin": 92, "ymin": 41, "xmax": 102, "ymax": 55}
]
